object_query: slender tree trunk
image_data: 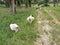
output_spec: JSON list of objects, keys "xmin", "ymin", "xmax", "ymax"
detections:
[
  {"xmin": 5, "ymin": 0, "xmax": 10, "ymax": 7},
  {"xmin": 10, "ymin": 0, "xmax": 16, "ymax": 14},
  {"xmin": 53, "ymin": 0, "xmax": 57, "ymax": 7},
  {"xmin": 57, "ymin": 0, "xmax": 59, "ymax": 6},
  {"xmin": 25, "ymin": 0, "xmax": 28, "ymax": 8},
  {"xmin": 44, "ymin": 0, "xmax": 49, "ymax": 6},
  {"xmin": 28, "ymin": 0, "xmax": 31, "ymax": 7},
  {"xmin": 17, "ymin": 0, "xmax": 21, "ymax": 6}
]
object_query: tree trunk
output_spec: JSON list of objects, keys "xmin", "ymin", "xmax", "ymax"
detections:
[
  {"xmin": 5, "ymin": 0, "xmax": 10, "ymax": 7},
  {"xmin": 57, "ymin": 0, "xmax": 59, "ymax": 6},
  {"xmin": 53, "ymin": 0, "xmax": 57, "ymax": 7},
  {"xmin": 25, "ymin": 0, "xmax": 28, "ymax": 8},
  {"xmin": 28, "ymin": 0, "xmax": 31, "ymax": 7},
  {"xmin": 17, "ymin": 0, "xmax": 21, "ymax": 6},
  {"xmin": 10, "ymin": 0, "xmax": 16, "ymax": 14},
  {"xmin": 44, "ymin": 0, "xmax": 49, "ymax": 6}
]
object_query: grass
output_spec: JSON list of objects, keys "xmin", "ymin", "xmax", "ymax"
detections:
[{"xmin": 0, "ymin": 6, "xmax": 38, "ymax": 45}]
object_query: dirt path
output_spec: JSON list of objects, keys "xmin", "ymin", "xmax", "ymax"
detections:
[
  {"xmin": 34, "ymin": 8, "xmax": 43, "ymax": 45},
  {"xmin": 35, "ymin": 8, "xmax": 53, "ymax": 45},
  {"xmin": 43, "ymin": 9, "xmax": 58, "ymax": 45},
  {"xmin": 44, "ymin": 9, "xmax": 60, "ymax": 24}
]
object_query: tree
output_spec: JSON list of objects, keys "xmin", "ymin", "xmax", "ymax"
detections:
[
  {"xmin": 44, "ymin": 0, "xmax": 49, "ymax": 6},
  {"xmin": 53, "ymin": 0, "xmax": 58, "ymax": 7},
  {"xmin": 25, "ymin": 0, "xmax": 28, "ymax": 8},
  {"xmin": 0, "ymin": 0, "xmax": 4, "ymax": 5},
  {"xmin": 16, "ymin": 0, "xmax": 21, "ymax": 6},
  {"xmin": 10, "ymin": 0, "xmax": 16, "ymax": 14},
  {"xmin": 25, "ymin": 0, "xmax": 32, "ymax": 8},
  {"xmin": 28, "ymin": 0, "xmax": 32, "ymax": 7},
  {"xmin": 37, "ymin": 0, "xmax": 44, "ymax": 6},
  {"xmin": 5, "ymin": 0, "xmax": 10, "ymax": 7}
]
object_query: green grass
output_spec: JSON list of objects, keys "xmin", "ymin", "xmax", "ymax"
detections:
[{"xmin": 0, "ymin": 7, "xmax": 38, "ymax": 45}]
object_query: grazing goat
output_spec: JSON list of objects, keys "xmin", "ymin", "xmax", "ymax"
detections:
[
  {"xmin": 27, "ymin": 15, "xmax": 34, "ymax": 24},
  {"xmin": 10, "ymin": 24, "xmax": 19, "ymax": 32}
]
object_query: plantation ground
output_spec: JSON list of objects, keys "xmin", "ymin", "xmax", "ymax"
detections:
[{"xmin": 0, "ymin": 5, "xmax": 60, "ymax": 45}]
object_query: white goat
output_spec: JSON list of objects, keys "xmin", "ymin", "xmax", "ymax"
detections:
[
  {"xmin": 27, "ymin": 15, "xmax": 34, "ymax": 24},
  {"xmin": 10, "ymin": 24, "xmax": 19, "ymax": 32}
]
